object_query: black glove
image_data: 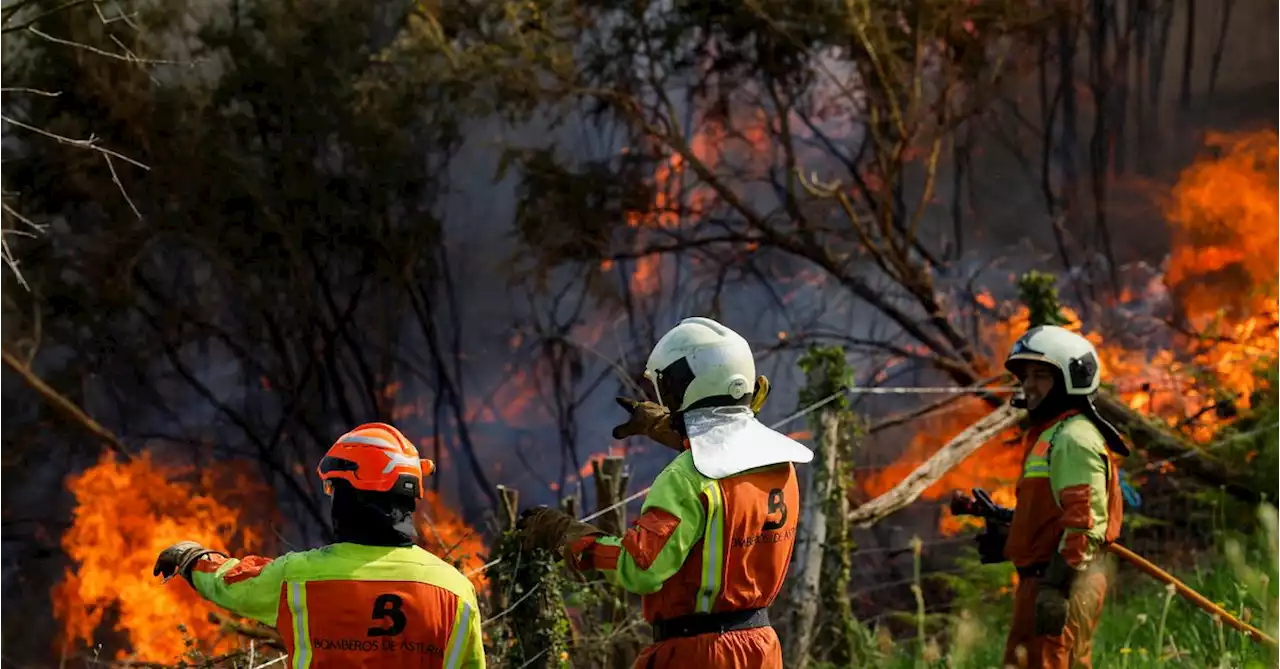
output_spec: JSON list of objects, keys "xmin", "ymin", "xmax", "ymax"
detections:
[
  {"xmin": 1034, "ymin": 552, "xmax": 1077, "ymax": 636},
  {"xmin": 976, "ymin": 521, "xmax": 1010, "ymax": 564},
  {"xmin": 153, "ymin": 541, "xmax": 227, "ymax": 583}
]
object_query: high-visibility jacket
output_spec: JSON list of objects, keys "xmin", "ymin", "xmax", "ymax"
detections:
[
  {"xmin": 1005, "ymin": 410, "xmax": 1125, "ymax": 570},
  {"xmin": 1002, "ymin": 410, "xmax": 1125, "ymax": 669},
  {"xmin": 568, "ymin": 450, "xmax": 799, "ymax": 667},
  {"xmin": 191, "ymin": 542, "xmax": 485, "ymax": 669}
]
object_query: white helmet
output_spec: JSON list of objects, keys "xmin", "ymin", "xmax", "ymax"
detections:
[
  {"xmin": 1004, "ymin": 325, "xmax": 1101, "ymax": 395},
  {"xmin": 645, "ymin": 317, "xmax": 755, "ymax": 412}
]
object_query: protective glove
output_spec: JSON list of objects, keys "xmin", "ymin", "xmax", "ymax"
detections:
[
  {"xmin": 975, "ymin": 521, "xmax": 1010, "ymax": 565},
  {"xmin": 1034, "ymin": 552, "xmax": 1077, "ymax": 636},
  {"xmin": 153, "ymin": 541, "xmax": 227, "ymax": 583},
  {"xmin": 611, "ymin": 398, "xmax": 683, "ymax": 451},
  {"xmin": 515, "ymin": 506, "xmax": 605, "ymax": 562}
]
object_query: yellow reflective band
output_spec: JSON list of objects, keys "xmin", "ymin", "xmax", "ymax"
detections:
[
  {"xmin": 1024, "ymin": 458, "xmax": 1050, "ymax": 478},
  {"xmin": 443, "ymin": 599, "xmax": 473, "ymax": 669},
  {"xmin": 696, "ymin": 481, "xmax": 726, "ymax": 613},
  {"xmin": 287, "ymin": 581, "xmax": 312, "ymax": 669}
]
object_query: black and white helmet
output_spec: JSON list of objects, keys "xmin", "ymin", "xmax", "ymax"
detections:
[{"xmin": 1004, "ymin": 325, "xmax": 1101, "ymax": 395}]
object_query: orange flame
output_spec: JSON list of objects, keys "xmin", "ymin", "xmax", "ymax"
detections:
[
  {"xmin": 415, "ymin": 491, "xmax": 490, "ymax": 592},
  {"xmin": 577, "ymin": 445, "xmax": 628, "ymax": 480},
  {"xmin": 860, "ymin": 129, "xmax": 1280, "ymax": 534},
  {"xmin": 622, "ymin": 112, "xmax": 775, "ymax": 296},
  {"xmin": 53, "ymin": 452, "xmax": 273, "ymax": 662}
]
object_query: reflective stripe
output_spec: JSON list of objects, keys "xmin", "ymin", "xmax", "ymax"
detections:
[
  {"xmin": 696, "ymin": 481, "xmax": 726, "ymax": 613},
  {"xmin": 1024, "ymin": 453, "xmax": 1050, "ymax": 478},
  {"xmin": 339, "ymin": 434, "xmax": 400, "ymax": 450},
  {"xmin": 287, "ymin": 581, "xmax": 312, "ymax": 669},
  {"xmin": 443, "ymin": 600, "xmax": 473, "ymax": 669}
]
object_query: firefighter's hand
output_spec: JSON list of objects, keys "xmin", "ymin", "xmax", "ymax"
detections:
[
  {"xmin": 1033, "ymin": 586, "xmax": 1069, "ymax": 636},
  {"xmin": 516, "ymin": 507, "xmax": 602, "ymax": 555},
  {"xmin": 611, "ymin": 398, "xmax": 683, "ymax": 451},
  {"xmin": 153, "ymin": 541, "xmax": 224, "ymax": 583},
  {"xmin": 750, "ymin": 375, "xmax": 770, "ymax": 415},
  {"xmin": 1035, "ymin": 553, "xmax": 1076, "ymax": 636}
]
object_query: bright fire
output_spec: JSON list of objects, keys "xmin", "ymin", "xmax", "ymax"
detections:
[
  {"xmin": 53, "ymin": 452, "xmax": 273, "ymax": 662},
  {"xmin": 54, "ymin": 451, "xmax": 491, "ymax": 661},
  {"xmin": 860, "ymin": 129, "xmax": 1280, "ymax": 534},
  {"xmin": 415, "ymin": 491, "xmax": 490, "ymax": 591},
  {"xmin": 622, "ymin": 123, "xmax": 727, "ymax": 295},
  {"xmin": 620, "ymin": 109, "xmax": 775, "ymax": 296}
]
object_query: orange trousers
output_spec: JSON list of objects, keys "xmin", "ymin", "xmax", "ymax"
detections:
[
  {"xmin": 1003, "ymin": 563, "xmax": 1109, "ymax": 669},
  {"xmin": 633, "ymin": 626, "xmax": 781, "ymax": 669}
]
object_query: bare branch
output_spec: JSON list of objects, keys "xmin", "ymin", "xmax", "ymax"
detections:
[
  {"xmin": 1, "ymin": 113, "xmax": 150, "ymax": 169},
  {"xmin": 25, "ymin": 26, "xmax": 182, "ymax": 65},
  {"xmin": 1, "ymin": 345, "xmax": 135, "ymax": 458},
  {"xmin": 849, "ymin": 403, "xmax": 1024, "ymax": 527}
]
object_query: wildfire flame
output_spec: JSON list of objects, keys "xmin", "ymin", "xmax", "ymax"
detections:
[
  {"xmin": 860, "ymin": 129, "xmax": 1280, "ymax": 535},
  {"xmin": 53, "ymin": 452, "xmax": 273, "ymax": 662},
  {"xmin": 54, "ymin": 444, "xmax": 492, "ymax": 661},
  {"xmin": 415, "ymin": 491, "xmax": 490, "ymax": 592}
]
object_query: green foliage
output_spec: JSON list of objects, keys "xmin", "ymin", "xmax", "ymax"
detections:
[
  {"xmin": 501, "ymin": 146, "xmax": 656, "ymax": 278},
  {"xmin": 797, "ymin": 345, "xmax": 855, "ymax": 412},
  {"xmin": 1016, "ymin": 270, "xmax": 1072, "ymax": 328},
  {"xmin": 488, "ymin": 531, "xmax": 571, "ymax": 669}
]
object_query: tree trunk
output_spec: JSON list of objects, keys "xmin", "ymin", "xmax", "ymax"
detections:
[
  {"xmin": 592, "ymin": 456, "xmax": 633, "ymax": 669},
  {"xmin": 786, "ymin": 407, "xmax": 839, "ymax": 669},
  {"xmin": 1093, "ymin": 394, "xmax": 1266, "ymax": 504}
]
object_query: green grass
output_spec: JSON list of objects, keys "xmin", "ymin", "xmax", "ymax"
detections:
[{"xmin": 819, "ymin": 505, "xmax": 1279, "ymax": 669}]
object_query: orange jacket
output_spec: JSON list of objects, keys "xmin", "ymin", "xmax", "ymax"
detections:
[
  {"xmin": 190, "ymin": 543, "xmax": 484, "ymax": 668},
  {"xmin": 1005, "ymin": 411, "xmax": 1124, "ymax": 569},
  {"xmin": 568, "ymin": 450, "xmax": 799, "ymax": 621}
]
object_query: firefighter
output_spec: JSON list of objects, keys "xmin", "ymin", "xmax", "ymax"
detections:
[
  {"xmin": 153, "ymin": 423, "xmax": 485, "ymax": 669},
  {"xmin": 971, "ymin": 325, "xmax": 1129, "ymax": 669},
  {"xmin": 518, "ymin": 316, "xmax": 813, "ymax": 669}
]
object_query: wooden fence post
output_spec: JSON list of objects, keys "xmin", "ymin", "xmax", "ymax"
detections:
[
  {"xmin": 786, "ymin": 346, "xmax": 857, "ymax": 669},
  {"xmin": 592, "ymin": 456, "xmax": 628, "ymax": 534},
  {"xmin": 592, "ymin": 456, "xmax": 634, "ymax": 669},
  {"xmin": 492, "ymin": 485, "xmax": 520, "ymax": 614},
  {"xmin": 490, "ymin": 483, "xmax": 571, "ymax": 669},
  {"xmin": 560, "ymin": 485, "xmax": 580, "ymax": 519}
]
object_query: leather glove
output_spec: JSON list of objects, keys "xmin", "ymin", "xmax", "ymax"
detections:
[
  {"xmin": 611, "ymin": 398, "xmax": 683, "ymax": 451},
  {"xmin": 153, "ymin": 541, "xmax": 227, "ymax": 583},
  {"xmin": 1034, "ymin": 553, "xmax": 1077, "ymax": 636},
  {"xmin": 516, "ymin": 506, "xmax": 605, "ymax": 561},
  {"xmin": 976, "ymin": 521, "xmax": 1010, "ymax": 565}
]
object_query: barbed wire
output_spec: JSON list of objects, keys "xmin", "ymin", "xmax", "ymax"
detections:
[{"xmin": 464, "ymin": 383, "xmax": 1010, "ymax": 578}]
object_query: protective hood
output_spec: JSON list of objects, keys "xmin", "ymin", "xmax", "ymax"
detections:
[
  {"xmin": 330, "ymin": 485, "xmax": 417, "ymax": 547},
  {"xmin": 684, "ymin": 406, "xmax": 814, "ymax": 479}
]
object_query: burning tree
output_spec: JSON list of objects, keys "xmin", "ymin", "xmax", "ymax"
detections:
[
  {"xmin": 436, "ymin": 0, "xmax": 1276, "ymax": 503},
  {"xmin": 427, "ymin": 0, "xmax": 1278, "ymax": 659}
]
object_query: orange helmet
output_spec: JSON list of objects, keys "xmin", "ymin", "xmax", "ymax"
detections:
[{"xmin": 317, "ymin": 423, "xmax": 435, "ymax": 499}]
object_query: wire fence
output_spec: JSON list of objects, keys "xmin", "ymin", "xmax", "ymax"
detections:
[
  {"xmin": 466, "ymin": 383, "xmax": 1015, "ymax": 578},
  {"xmin": 456, "ymin": 376, "xmax": 1271, "ymax": 669}
]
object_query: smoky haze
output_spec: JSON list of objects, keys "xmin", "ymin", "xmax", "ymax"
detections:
[
  {"xmin": 0, "ymin": 0, "xmax": 1276, "ymax": 663},
  {"xmin": 429, "ymin": 0, "xmax": 1276, "ymax": 517}
]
